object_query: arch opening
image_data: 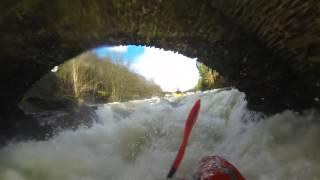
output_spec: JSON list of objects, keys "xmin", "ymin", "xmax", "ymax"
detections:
[{"xmin": 23, "ymin": 45, "xmax": 226, "ymax": 105}]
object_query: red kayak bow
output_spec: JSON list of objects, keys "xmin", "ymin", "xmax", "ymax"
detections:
[
  {"xmin": 166, "ymin": 99, "xmax": 245, "ymax": 180},
  {"xmin": 194, "ymin": 156, "xmax": 245, "ymax": 180},
  {"xmin": 167, "ymin": 99, "xmax": 201, "ymax": 178}
]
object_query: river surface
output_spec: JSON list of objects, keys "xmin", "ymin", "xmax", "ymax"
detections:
[{"xmin": 0, "ymin": 89, "xmax": 319, "ymax": 180}]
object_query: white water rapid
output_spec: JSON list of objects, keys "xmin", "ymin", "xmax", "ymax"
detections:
[{"xmin": 0, "ymin": 89, "xmax": 319, "ymax": 180}]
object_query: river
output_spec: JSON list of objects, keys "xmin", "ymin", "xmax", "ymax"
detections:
[{"xmin": 0, "ymin": 89, "xmax": 319, "ymax": 180}]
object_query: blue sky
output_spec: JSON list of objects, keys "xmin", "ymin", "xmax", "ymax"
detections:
[
  {"xmin": 93, "ymin": 45, "xmax": 199, "ymax": 92},
  {"xmin": 94, "ymin": 45, "xmax": 145, "ymax": 63}
]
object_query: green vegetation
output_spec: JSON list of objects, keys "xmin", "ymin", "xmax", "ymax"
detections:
[
  {"xmin": 25, "ymin": 52, "xmax": 163, "ymax": 104},
  {"xmin": 195, "ymin": 63, "xmax": 225, "ymax": 91}
]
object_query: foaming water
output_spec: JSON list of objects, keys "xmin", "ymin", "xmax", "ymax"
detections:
[{"xmin": 0, "ymin": 89, "xmax": 319, "ymax": 180}]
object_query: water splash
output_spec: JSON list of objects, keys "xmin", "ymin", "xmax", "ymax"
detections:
[{"xmin": 0, "ymin": 89, "xmax": 319, "ymax": 180}]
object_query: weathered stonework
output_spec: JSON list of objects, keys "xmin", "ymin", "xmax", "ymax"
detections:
[{"xmin": 0, "ymin": 0, "xmax": 319, "ymax": 119}]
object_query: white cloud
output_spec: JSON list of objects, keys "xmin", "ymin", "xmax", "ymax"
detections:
[
  {"xmin": 131, "ymin": 47, "xmax": 200, "ymax": 92},
  {"xmin": 108, "ymin": 46, "xmax": 128, "ymax": 53}
]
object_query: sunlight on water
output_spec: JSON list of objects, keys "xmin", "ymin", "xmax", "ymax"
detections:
[{"xmin": 0, "ymin": 89, "xmax": 319, "ymax": 180}]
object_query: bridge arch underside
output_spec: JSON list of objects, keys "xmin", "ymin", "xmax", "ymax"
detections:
[{"xmin": 0, "ymin": 0, "xmax": 319, "ymax": 117}]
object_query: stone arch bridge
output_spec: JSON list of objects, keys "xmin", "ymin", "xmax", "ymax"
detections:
[{"xmin": 0, "ymin": 0, "xmax": 319, "ymax": 118}]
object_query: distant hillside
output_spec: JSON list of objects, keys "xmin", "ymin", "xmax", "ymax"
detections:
[
  {"xmin": 194, "ymin": 63, "xmax": 226, "ymax": 91},
  {"xmin": 25, "ymin": 52, "xmax": 163, "ymax": 104}
]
